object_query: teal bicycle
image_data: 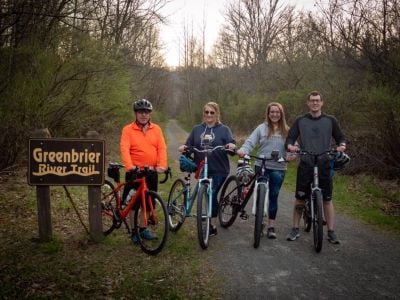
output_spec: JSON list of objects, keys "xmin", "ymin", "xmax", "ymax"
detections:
[{"xmin": 167, "ymin": 136, "xmax": 226, "ymax": 249}]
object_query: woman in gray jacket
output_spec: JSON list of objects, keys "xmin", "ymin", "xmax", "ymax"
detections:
[{"xmin": 237, "ymin": 102, "xmax": 292, "ymax": 239}]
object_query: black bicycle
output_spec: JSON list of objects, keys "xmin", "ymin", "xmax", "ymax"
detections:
[
  {"xmin": 218, "ymin": 150, "xmax": 284, "ymax": 248},
  {"xmin": 299, "ymin": 149, "xmax": 338, "ymax": 253}
]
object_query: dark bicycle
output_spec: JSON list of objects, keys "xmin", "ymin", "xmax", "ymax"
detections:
[
  {"xmin": 300, "ymin": 149, "xmax": 349, "ymax": 252},
  {"xmin": 218, "ymin": 150, "xmax": 284, "ymax": 248}
]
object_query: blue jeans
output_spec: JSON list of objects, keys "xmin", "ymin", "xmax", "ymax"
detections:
[
  {"xmin": 211, "ymin": 175, "xmax": 227, "ymax": 218},
  {"xmin": 255, "ymin": 166, "xmax": 286, "ymax": 220}
]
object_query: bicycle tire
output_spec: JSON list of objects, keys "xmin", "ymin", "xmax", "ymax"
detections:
[
  {"xmin": 254, "ymin": 184, "xmax": 266, "ymax": 248},
  {"xmin": 312, "ymin": 190, "xmax": 324, "ymax": 253},
  {"xmin": 167, "ymin": 178, "xmax": 186, "ymax": 232},
  {"xmin": 134, "ymin": 191, "xmax": 169, "ymax": 255},
  {"xmin": 303, "ymin": 200, "xmax": 312, "ymax": 232},
  {"xmin": 218, "ymin": 175, "xmax": 240, "ymax": 228},
  {"xmin": 197, "ymin": 184, "xmax": 210, "ymax": 249},
  {"xmin": 101, "ymin": 180, "xmax": 119, "ymax": 235}
]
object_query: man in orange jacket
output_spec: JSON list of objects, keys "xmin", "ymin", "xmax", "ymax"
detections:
[
  {"xmin": 120, "ymin": 98, "xmax": 167, "ymax": 184},
  {"xmin": 120, "ymin": 98, "xmax": 167, "ymax": 242}
]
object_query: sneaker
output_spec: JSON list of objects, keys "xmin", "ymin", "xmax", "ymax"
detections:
[
  {"xmin": 209, "ymin": 225, "xmax": 218, "ymax": 236},
  {"xmin": 240, "ymin": 210, "xmax": 249, "ymax": 220},
  {"xmin": 286, "ymin": 228, "xmax": 300, "ymax": 241},
  {"xmin": 327, "ymin": 230, "xmax": 340, "ymax": 244},
  {"xmin": 131, "ymin": 232, "xmax": 139, "ymax": 244},
  {"xmin": 267, "ymin": 227, "xmax": 277, "ymax": 239},
  {"xmin": 140, "ymin": 229, "xmax": 157, "ymax": 240}
]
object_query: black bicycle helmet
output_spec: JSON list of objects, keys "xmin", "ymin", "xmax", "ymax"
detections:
[
  {"xmin": 333, "ymin": 152, "xmax": 350, "ymax": 170},
  {"xmin": 133, "ymin": 99, "xmax": 153, "ymax": 112}
]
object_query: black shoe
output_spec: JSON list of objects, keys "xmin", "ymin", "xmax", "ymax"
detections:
[
  {"xmin": 210, "ymin": 225, "xmax": 217, "ymax": 236},
  {"xmin": 240, "ymin": 210, "xmax": 249, "ymax": 220}
]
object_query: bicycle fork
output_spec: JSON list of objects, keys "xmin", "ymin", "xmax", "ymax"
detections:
[
  {"xmin": 310, "ymin": 165, "xmax": 321, "ymax": 222},
  {"xmin": 197, "ymin": 178, "xmax": 213, "ymax": 220}
]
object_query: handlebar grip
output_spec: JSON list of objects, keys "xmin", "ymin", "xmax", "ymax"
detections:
[{"xmin": 159, "ymin": 167, "xmax": 172, "ymax": 184}]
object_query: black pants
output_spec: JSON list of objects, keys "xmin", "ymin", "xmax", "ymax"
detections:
[{"xmin": 122, "ymin": 171, "xmax": 158, "ymax": 202}]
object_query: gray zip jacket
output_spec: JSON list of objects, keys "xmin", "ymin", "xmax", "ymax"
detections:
[{"xmin": 238, "ymin": 123, "xmax": 287, "ymax": 171}]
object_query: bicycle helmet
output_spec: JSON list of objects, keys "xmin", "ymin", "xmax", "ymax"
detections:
[
  {"xmin": 236, "ymin": 159, "xmax": 255, "ymax": 185},
  {"xmin": 333, "ymin": 152, "xmax": 350, "ymax": 170},
  {"xmin": 179, "ymin": 155, "xmax": 197, "ymax": 173},
  {"xmin": 133, "ymin": 99, "xmax": 153, "ymax": 112}
]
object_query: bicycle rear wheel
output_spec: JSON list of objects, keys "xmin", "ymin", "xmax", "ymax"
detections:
[
  {"xmin": 167, "ymin": 179, "xmax": 186, "ymax": 232},
  {"xmin": 254, "ymin": 184, "xmax": 266, "ymax": 248},
  {"xmin": 197, "ymin": 184, "xmax": 210, "ymax": 249},
  {"xmin": 312, "ymin": 190, "xmax": 324, "ymax": 252},
  {"xmin": 218, "ymin": 175, "xmax": 240, "ymax": 228},
  {"xmin": 134, "ymin": 191, "xmax": 169, "ymax": 255},
  {"xmin": 101, "ymin": 180, "xmax": 119, "ymax": 235}
]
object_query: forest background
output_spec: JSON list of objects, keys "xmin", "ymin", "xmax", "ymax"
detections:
[{"xmin": 1, "ymin": 0, "xmax": 399, "ymax": 180}]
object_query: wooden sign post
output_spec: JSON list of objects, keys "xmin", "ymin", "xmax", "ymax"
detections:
[{"xmin": 29, "ymin": 130, "xmax": 105, "ymax": 242}]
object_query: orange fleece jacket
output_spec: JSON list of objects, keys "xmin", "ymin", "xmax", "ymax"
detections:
[{"xmin": 120, "ymin": 121, "xmax": 167, "ymax": 170}]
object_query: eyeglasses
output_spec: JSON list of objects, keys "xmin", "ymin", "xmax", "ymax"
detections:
[{"xmin": 204, "ymin": 110, "xmax": 215, "ymax": 115}]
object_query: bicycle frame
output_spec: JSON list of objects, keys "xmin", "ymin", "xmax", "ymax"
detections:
[
  {"xmin": 104, "ymin": 164, "xmax": 170, "ymax": 229},
  {"xmin": 111, "ymin": 176, "xmax": 153, "ymax": 226},
  {"xmin": 199, "ymin": 149, "xmax": 213, "ymax": 220},
  {"xmin": 184, "ymin": 145, "xmax": 225, "ymax": 217}
]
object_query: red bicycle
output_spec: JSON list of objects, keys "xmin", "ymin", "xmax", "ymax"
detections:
[{"xmin": 101, "ymin": 163, "xmax": 170, "ymax": 255}]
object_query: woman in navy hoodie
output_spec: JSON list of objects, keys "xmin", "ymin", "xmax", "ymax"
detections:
[{"xmin": 179, "ymin": 102, "xmax": 236, "ymax": 236}]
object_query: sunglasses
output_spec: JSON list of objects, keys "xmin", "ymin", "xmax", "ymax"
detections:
[{"xmin": 204, "ymin": 110, "xmax": 215, "ymax": 115}]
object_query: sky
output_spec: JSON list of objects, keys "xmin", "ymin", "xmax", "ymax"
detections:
[{"xmin": 159, "ymin": 0, "xmax": 320, "ymax": 67}]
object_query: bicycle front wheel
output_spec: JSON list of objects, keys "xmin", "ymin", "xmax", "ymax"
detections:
[
  {"xmin": 312, "ymin": 190, "xmax": 324, "ymax": 253},
  {"xmin": 303, "ymin": 200, "xmax": 312, "ymax": 232},
  {"xmin": 167, "ymin": 179, "xmax": 186, "ymax": 232},
  {"xmin": 218, "ymin": 175, "xmax": 240, "ymax": 228},
  {"xmin": 197, "ymin": 184, "xmax": 210, "ymax": 249},
  {"xmin": 101, "ymin": 180, "xmax": 119, "ymax": 235},
  {"xmin": 134, "ymin": 191, "xmax": 169, "ymax": 255},
  {"xmin": 254, "ymin": 184, "xmax": 266, "ymax": 248}
]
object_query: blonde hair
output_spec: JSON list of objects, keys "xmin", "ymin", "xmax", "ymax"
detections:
[
  {"xmin": 203, "ymin": 102, "xmax": 221, "ymax": 124},
  {"xmin": 266, "ymin": 102, "xmax": 289, "ymax": 138}
]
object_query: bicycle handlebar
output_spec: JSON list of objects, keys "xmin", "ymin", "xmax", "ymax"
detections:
[
  {"xmin": 183, "ymin": 145, "xmax": 228, "ymax": 154},
  {"xmin": 108, "ymin": 162, "xmax": 171, "ymax": 183},
  {"xmin": 247, "ymin": 153, "xmax": 286, "ymax": 163},
  {"xmin": 230, "ymin": 149, "xmax": 285, "ymax": 163},
  {"xmin": 297, "ymin": 149, "xmax": 338, "ymax": 157},
  {"xmin": 159, "ymin": 167, "xmax": 172, "ymax": 184}
]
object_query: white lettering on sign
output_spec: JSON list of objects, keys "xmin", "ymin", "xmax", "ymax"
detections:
[
  {"xmin": 32, "ymin": 148, "xmax": 101, "ymax": 164},
  {"xmin": 33, "ymin": 164, "xmax": 98, "ymax": 176}
]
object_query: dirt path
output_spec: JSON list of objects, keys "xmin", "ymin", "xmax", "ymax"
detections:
[{"xmin": 165, "ymin": 119, "xmax": 400, "ymax": 299}]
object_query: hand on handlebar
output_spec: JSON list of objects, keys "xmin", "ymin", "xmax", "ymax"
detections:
[
  {"xmin": 287, "ymin": 144, "xmax": 300, "ymax": 153},
  {"xmin": 336, "ymin": 145, "xmax": 346, "ymax": 153},
  {"xmin": 178, "ymin": 145, "xmax": 187, "ymax": 153},
  {"xmin": 285, "ymin": 152, "xmax": 297, "ymax": 161},
  {"xmin": 156, "ymin": 167, "xmax": 166, "ymax": 173},
  {"xmin": 236, "ymin": 149, "xmax": 246, "ymax": 157}
]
